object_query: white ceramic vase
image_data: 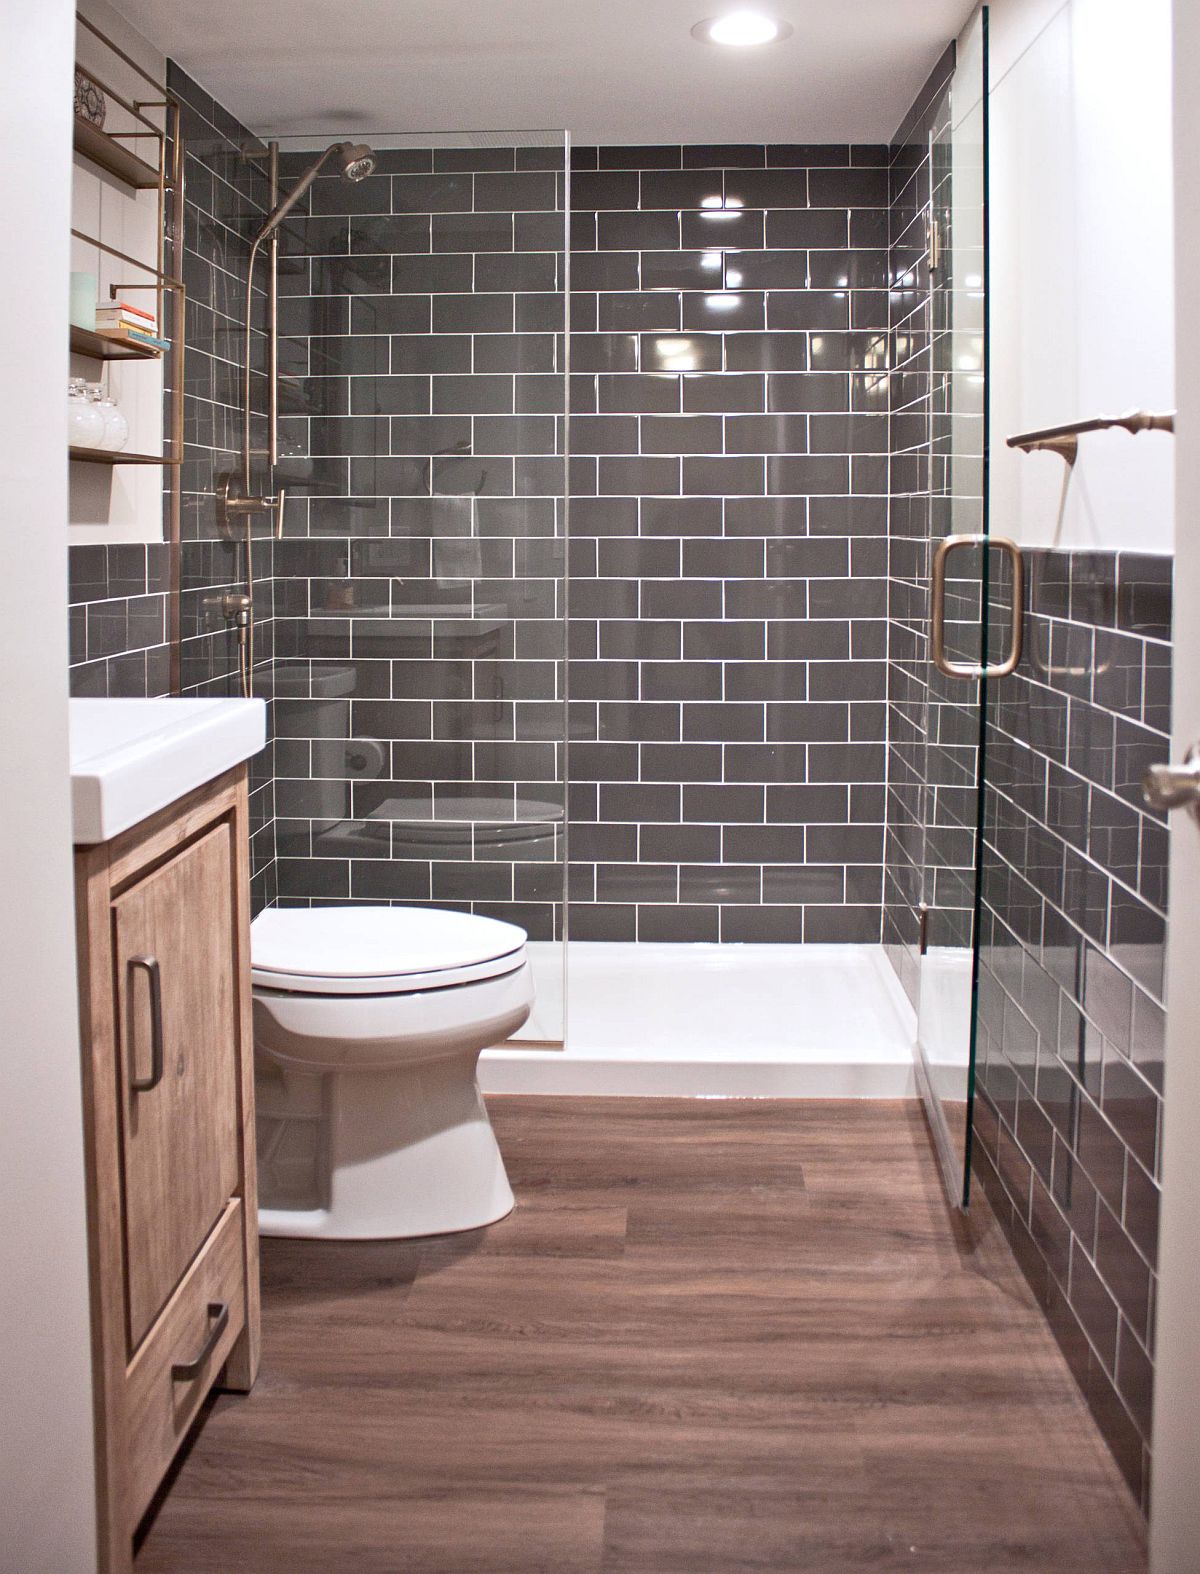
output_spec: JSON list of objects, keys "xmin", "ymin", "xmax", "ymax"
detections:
[
  {"xmin": 95, "ymin": 388, "xmax": 129, "ymax": 452},
  {"xmin": 68, "ymin": 378, "xmax": 105, "ymax": 449}
]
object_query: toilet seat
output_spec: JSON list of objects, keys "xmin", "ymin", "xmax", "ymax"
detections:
[{"xmin": 251, "ymin": 905, "xmax": 527, "ymax": 997}]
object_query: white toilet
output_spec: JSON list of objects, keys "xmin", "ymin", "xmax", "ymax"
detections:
[{"xmin": 250, "ymin": 905, "xmax": 533, "ymax": 1240}]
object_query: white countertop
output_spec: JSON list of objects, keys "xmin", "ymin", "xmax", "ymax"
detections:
[{"xmin": 69, "ymin": 697, "xmax": 266, "ymax": 844}]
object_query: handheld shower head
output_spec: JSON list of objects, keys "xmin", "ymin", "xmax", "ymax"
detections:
[
  {"xmin": 255, "ymin": 140, "xmax": 377, "ymax": 240},
  {"xmin": 337, "ymin": 142, "xmax": 376, "ymax": 181}
]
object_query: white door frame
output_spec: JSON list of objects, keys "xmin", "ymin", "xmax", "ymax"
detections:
[
  {"xmin": 0, "ymin": 1, "xmax": 98, "ymax": 1567},
  {"xmin": 1148, "ymin": 2, "xmax": 1200, "ymax": 1566}
]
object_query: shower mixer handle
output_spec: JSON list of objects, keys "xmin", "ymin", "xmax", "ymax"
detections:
[{"xmin": 215, "ymin": 473, "xmax": 287, "ymax": 540}]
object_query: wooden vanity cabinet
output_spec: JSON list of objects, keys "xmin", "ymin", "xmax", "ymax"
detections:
[{"xmin": 75, "ymin": 766, "xmax": 260, "ymax": 1573}]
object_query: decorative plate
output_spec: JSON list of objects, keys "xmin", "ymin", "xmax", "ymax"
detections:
[{"xmin": 75, "ymin": 70, "xmax": 107, "ymax": 129}]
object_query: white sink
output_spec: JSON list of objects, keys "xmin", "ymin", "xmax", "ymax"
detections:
[{"xmin": 70, "ymin": 697, "xmax": 267, "ymax": 844}]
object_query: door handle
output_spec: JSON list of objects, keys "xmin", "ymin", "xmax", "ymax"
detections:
[
  {"xmin": 126, "ymin": 954, "xmax": 165, "ymax": 1094},
  {"xmin": 171, "ymin": 1302, "xmax": 230, "ymax": 1382},
  {"xmin": 931, "ymin": 534, "xmax": 1025, "ymax": 681},
  {"xmin": 1143, "ymin": 746, "xmax": 1200, "ymax": 815}
]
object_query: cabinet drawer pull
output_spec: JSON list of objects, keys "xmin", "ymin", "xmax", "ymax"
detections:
[
  {"xmin": 171, "ymin": 1301, "xmax": 229, "ymax": 1382},
  {"xmin": 127, "ymin": 954, "xmax": 165, "ymax": 1094}
]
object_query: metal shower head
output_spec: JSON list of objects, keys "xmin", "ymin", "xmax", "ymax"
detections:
[
  {"xmin": 255, "ymin": 140, "xmax": 377, "ymax": 240},
  {"xmin": 337, "ymin": 142, "xmax": 376, "ymax": 181}
]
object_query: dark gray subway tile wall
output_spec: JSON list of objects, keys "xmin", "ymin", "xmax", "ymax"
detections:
[
  {"xmin": 67, "ymin": 66, "xmax": 278, "ymax": 910},
  {"xmin": 265, "ymin": 140, "xmax": 568, "ymax": 938},
  {"xmin": 67, "ymin": 138, "xmax": 903, "ymax": 943},
  {"xmin": 262, "ymin": 138, "xmax": 893, "ymax": 940},
  {"xmin": 972, "ymin": 547, "xmax": 1171, "ymax": 1511},
  {"xmin": 169, "ymin": 63, "xmax": 278, "ymax": 910},
  {"xmin": 569, "ymin": 143, "xmax": 892, "ymax": 943},
  {"xmin": 880, "ymin": 47, "xmax": 974, "ymax": 1010},
  {"xmin": 67, "ymin": 542, "xmax": 171, "ymax": 699}
]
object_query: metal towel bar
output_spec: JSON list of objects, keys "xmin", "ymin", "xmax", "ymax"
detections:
[{"xmin": 1006, "ymin": 410, "xmax": 1175, "ymax": 466}]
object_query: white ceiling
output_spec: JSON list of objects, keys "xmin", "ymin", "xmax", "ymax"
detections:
[{"xmin": 114, "ymin": 0, "xmax": 976, "ymax": 145}]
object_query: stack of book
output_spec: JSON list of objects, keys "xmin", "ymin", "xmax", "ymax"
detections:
[{"xmin": 94, "ymin": 299, "xmax": 169, "ymax": 353}]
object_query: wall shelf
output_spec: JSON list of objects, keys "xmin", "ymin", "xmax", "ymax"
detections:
[
  {"xmin": 70, "ymin": 324, "xmax": 162, "ymax": 362},
  {"xmin": 73, "ymin": 115, "xmax": 162, "ymax": 191},
  {"xmin": 73, "ymin": 12, "xmax": 187, "ymax": 687},
  {"xmin": 70, "ymin": 447, "xmax": 178, "ymax": 466}
]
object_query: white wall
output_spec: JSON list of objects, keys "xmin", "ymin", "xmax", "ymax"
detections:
[
  {"xmin": 988, "ymin": 0, "xmax": 1175, "ymax": 550},
  {"xmin": 0, "ymin": 1, "xmax": 99, "ymax": 1569},
  {"xmin": 1149, "ymin": 2, "xmax": 1200, "ymax": 1564}
]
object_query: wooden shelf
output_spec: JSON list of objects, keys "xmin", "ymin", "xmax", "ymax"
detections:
[
  {"xmin": 70, "ymin": 447, "xmax": 176, "ymax": 466},
  {"xmin": 74, "ymin": 116, "xmax": 161, "ymax": 190},
  {"xmin": 70, "ymin": 324, "xmax": 163, "ymax": 362}
]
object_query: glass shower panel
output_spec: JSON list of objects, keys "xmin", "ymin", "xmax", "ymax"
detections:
[
  {"xmin": 268, "ymin": 130, "xmax": 568, "ymax": 1043},
  {"xmin": 912, "ymin": 10, "xmax": 989, "ymax": 1204}
]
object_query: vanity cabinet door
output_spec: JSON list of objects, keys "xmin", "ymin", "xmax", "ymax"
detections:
[{"xmin": 112, "ymin": 821, "xmax": 241, "ymax": 1350}]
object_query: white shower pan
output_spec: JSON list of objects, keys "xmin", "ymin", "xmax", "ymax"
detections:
[{"xmin": 482, "ymin": 942, "xmax": 917, "ymax": 1098}]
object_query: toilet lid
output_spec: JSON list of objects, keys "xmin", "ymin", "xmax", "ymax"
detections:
[{"xmin": 250, "ymin": 906, "xmax": 528, "ymax": 996}]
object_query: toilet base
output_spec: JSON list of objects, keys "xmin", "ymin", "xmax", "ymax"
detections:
[{"xmin": 257, "ymin": 1048, "xmax": 515, "ymax": 1240}]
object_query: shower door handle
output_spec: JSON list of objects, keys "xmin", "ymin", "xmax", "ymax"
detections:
[{"xmin": 930, "ymin": 534, "xmax": 1024, "ymax": 681}]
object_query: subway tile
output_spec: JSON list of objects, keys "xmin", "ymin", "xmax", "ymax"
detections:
[
  {"xmin": 721, "ymin": 169, "xmax": 810, "ymax": 208},
  {"xmin": 682, "ymin": 291, "xmax": 766, "ymax": 331},
  {"xmin": 640, "ymin": 169, "xmax": 726, "ymax": 210},
  {"xmin": 431, "ymin": 213, "xmax": 514, "ymax": 252},
  {"xmin": 681, "ymin": 372, "xmax": 765, "ymax": 413},
  {"xmin": 683, "ymin": 455, "xmax": 765, "ymax": 495},
  {"xmin": 570, "ymin": 170, "xmax": 641, "ymax": 209},
  {"xmin": 640, "ymin": 414, "xmax": 723, "ymax": 454},
  {"xmin": 726, "ymin": 333, "xmax": 810, "ymax": 372},
  {"xmin": 681, "ymin": 145, "xmax": 765, "ymax": 170},
  {"xmin": 597, "ymin": 209, "xmax": 681, "ymax": 250},
  {"xmin": 640, "ymin": 332, "xmax": 723, "ymax": 372},
  {"xmin": 389, "ymin": 171, "xmax": 473, "ymax": 213},
  {"xmin": 598, "ymin": 291, "xmax": 681, "ymax": 332},
  {"xmin": 766, "ymin": 208, "xmax": 851, "ymax": 248},
  {"xmin": 680, "ymin": 208, "xmax": 765, "ymax": 249},
  {"xmin": 721, "ymin": 905, "xmax": 805, "ymax": 942}
]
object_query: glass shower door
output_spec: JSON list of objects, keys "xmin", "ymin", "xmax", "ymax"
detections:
[
  {"xmin": 912, "ymin": 9, "xmax": 990, "ymax": 1204},
  {"xmin": 267, "ymin": 129, "xmax": 569, "ymax": 1044}
]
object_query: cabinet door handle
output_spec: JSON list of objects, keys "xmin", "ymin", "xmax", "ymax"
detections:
[
  {"xmin": 171, "ymin": 1301, "xmax": 230, "ymax": 1382},
  {"xmin": 127, "ymin": 954, "xmax": 165, "ymax": 1094}
]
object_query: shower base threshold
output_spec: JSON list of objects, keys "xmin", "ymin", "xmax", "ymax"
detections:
[{"xmin": 481, "ymin": 941, "xmax": 916, "ymax": 1099}]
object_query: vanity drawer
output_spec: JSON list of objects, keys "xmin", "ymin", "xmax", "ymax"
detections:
[{"xmin": 124, "ymin": 1199, "xmax": 246, "ymax": 1525}]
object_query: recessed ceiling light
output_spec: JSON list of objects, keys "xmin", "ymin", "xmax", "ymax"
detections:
[{"xmin": 692, "ymin": 11, "xmax": 792, "ymax": 47}]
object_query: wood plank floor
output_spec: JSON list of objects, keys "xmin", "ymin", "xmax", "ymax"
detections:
[{"xmin": 136, "ymin": 1098, "xmax": 1147, "ymax": 1572}]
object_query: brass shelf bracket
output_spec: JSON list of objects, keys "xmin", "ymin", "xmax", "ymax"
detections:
[{"xmin": 1006, "ymin": 410, "xmax": 1175, "ymax": 468}]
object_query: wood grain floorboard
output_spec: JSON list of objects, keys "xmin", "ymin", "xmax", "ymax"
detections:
[{"xmin": 135, "ymin": 1098, "xmax": 1146, "ymax": 1573}]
